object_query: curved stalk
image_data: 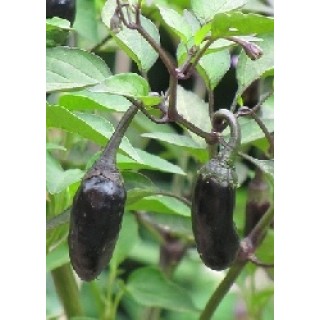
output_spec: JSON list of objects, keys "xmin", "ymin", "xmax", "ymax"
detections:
[{"xmin": 212, "ymin": 109, "xmax": 241, "ymax": 163}]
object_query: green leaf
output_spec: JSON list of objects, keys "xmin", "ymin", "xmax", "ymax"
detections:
[
  {"xmin": 90, "ymin": 73, "xmax": 161, "ymax": 106},
  {"xmin": 193, "ymin": 23, "xmax": 212, "ymax": 46},
  {"xmin": 46, "ymin": 17, "xmax": 71, "ymax": 47},
  {"xmin": 141, "ymin": 132, "xmax": 203, "ymax": 149},
  {"xmin": 59, "ymin": 90, "xmax": 131, "ymax": 112},
  {"xmin": 46, "ymin": 104, "xmax": 141, "ymax": 162},
  {"xmin": 46, "ymin": 241, "xmax": 70, "ymax": 272},
  {"xmin": 147, "ymin": 212, "xmax": 193, "ymax": 239},
  {"xmin": 236, "ymin": 33, "xmax": 274, "ymax": 96},
  {"xmin": 176, "ymin": 86, "xmax": 211, "ymax": 146},
  {"xmin": 240, "ymin": 154, "xmax": 274, "ymax": 180},
  {"xmin": 123, "ymin": 171, "xmax": 156, "ymax": 190},
  {"xmin": 47, "ymin": 219, "xmax": 69, "ymax": 252},
  {"xmin": 46, "ymin": 47, "xmax": 112, "ymax": 93},
  {"xmin": 177, "ymin": 38, "xmax": 236, "ymax": 65},
  {"xmin": 123, "ymin": 172, "xmax": 158, "ymax": 205},
  {"xmin": 191, "ymin": 0, "xmax": 246, "ymax": 23},
  {"xmin": 141, "ymin": 131, "xmax": 208, "ymax": 162},
  {"xmin": 73, "ymin": 0, "xmax": 98, "ymax": 43},
  {"xmin": 126, "ymin": 189, "xmax": 157, "ymax": 205},
  {"xmin": 234, "ymin": 94, "xmax": 274, "ymax": 147},
  {"xmin": 87, "ymin": 149, "xmax": 184, "ymax": 176},
  {"xmin": 102, "ymin": 0, "xmax": 160, "ymax": 71},
  {"xmin": 158, "ymin": 5, "xmax": 192, "ymax": 43},
  {"xmin": 110, "ymin": 213, "xmax": 139, "ymax": 267},
  {"xmin": 126, "ymin": 267, "xmax": 199, "ymax": 313},
  {"xmin": 211, "ymin": 12, "xmax": 274, "ymax": 38},
  {"xmin": 118, "ymin": 150, "xmax": 186, "ymax": 175},
  {"xmin": 255, "ymin": 230, "xmax": 274, "ymax": 263},
  {"xmin": 197, "ymin": 49, "xmax": 231, "ymax": 90},
  {"xmin": 183, "ymin": 10, "xmax": 201, "ymax": 34},
  {"xmin": 46, "ymin": 142, "xmax": 67, "ymax": 152},
  {"xmin": 91, "ymin": 73, "xmax": 149, "ymax": 96},
  {"xmin": 127, "ymin": 195, "xmax": 190, "ymax": 217},
  {"xmin": 46, "ymin": 152, "xmax": 83, "ymax": 194},
  {"xmin": 70, "ymin": 318, "xmax": 97, "ymax": 320}
]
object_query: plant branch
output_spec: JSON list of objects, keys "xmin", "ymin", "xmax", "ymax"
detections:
[
  {"xmin": 115, "ymin": 0, "xmax": 176, "ymax": 76},
  {"xmin": 237, "ymin": 106, "xmax": 274, "ymax": 158},
  {"xmin": 136, "ymin": 25, "xmax": 176, "ymax": 76},
  {"xmin": 176, "ymin": 113, "xmax": 216, "ymax": 142},
  {"xmin": 200, "ymin": 261, "xmax": 247, "ymax": 320},
  {"xmin": 130, "ymin": 98, "xmax": 216, "ymax": 142},
  {"xmin": 177, "ymin": 37, "xmax": 215, "ymax": 79},
  {"xmin": 51, "ymin": 264, "xmax": 84, "ymax": 318},
  {"xmin": 208, "ymin": 90, "xmax": 215, "ymax": 126},
  {"xmin": 167, "ymin": 76, "xmax": 178, "ymax": 119}
]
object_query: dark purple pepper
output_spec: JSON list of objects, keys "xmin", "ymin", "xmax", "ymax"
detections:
[
  {"xmin": 68, "ymin": 105, "xmax": 138, "ymax": 281},
  {"xmin": 192, "ymin": 158, "xmax": 240, "ymax": 270},
  {"xmin": 191, "ymin": 109, "xmax": 241, "ymax": 270},
  {"xmin": 68, "ymin": 165, "xmax": 126, "ymax": 281}
]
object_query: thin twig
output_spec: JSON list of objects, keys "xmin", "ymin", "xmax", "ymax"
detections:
[
  {"xmin": 89, "ymin": 34, "xmax": 112, "ymax": 52},
  {"xmin": 251, "ymin": 90, "xmax": 274, "ymax": 114},
  {"xmin": 237, "ymin": 106, "xmax": 274, "ymax": 157},
  {"xmin": 177, "ymin": 37, "xmax": 216, "ymax": 79},
  {"xmin": 115, "ymin": 0, "xmax": 176, "ymax": 75},
  {"xmin": 167, "ymin": 76, "xmax": 178, "ymax": 119},
  {"xmin": 129, "ymin": 98, "xmax": 214, "ymax": 142},
  {"xmin": 208, "ymin": 89, "xmax": 215, "ymax": 126}
]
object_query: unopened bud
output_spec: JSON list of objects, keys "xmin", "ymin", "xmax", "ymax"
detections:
[{"xmin": 243, "ymin": 42, "xmax": 263, "ymax": 61}]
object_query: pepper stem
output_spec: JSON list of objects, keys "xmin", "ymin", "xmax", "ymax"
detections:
[
  {"xmin": 101, "ymin": 104, "xmax": 138, "ymax": 167},
  {"xmin": 213, "ymin": 109, "xmax": 241, "ymax": 163}
]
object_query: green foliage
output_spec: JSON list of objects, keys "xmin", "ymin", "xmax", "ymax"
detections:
[
  {"xmin": 46, "ymin": 17, "xmax": 71, "ymax": 47},
  {"xmin": 46, "ymin": 151, "xmax": 83, "ymax": 194},
  {"xmin": 191, "ymin": 0, "xmax": 246, "ymax": 23},
  {"xmin": 126, "ymin": 267, "xmax": 199, "ymax": 313},
  {"xmin": 46, "ymin": 47, "xmax": 112, "ymax": 92},
  {"xmin": 157, "ymin": 5, "xmax": 193, "ymax": 43},
  {"xmin": 236, "ymin": 33, "xmax": 274, "ymax": 96},
  {"xmin": 46, "ymin": 0, "xmax": 274, "ymax": 319},
  {"xmin": 102, "ymin": 0, "xmax": 160, "ymax": 71},
  {"xmin": 197, "ymin": 49, "xmax": 231, "ymax": 90},
  {"xmin": 90, "ymin": 73, "xmax": 162, "ymax": 105}
]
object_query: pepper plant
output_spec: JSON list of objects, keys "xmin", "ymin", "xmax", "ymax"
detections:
[{"xmin": 46, "ymin": 0, "xmax": 274, "ymax": 319}]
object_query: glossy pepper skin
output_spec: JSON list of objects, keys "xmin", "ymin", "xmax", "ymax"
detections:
[
  {"xmin": 191, "ymin": 158, "xmax": 240, "ymax": 270},
  {"xmin": 68, "ymin": 162, "xmax": 126, "ymax": 281},
  {"xmin": 68, "ymin": 105, "xmax": 138, "ymax": 281},
  {"xmin": 46, "ymin": 0, "xmax": 76, "ymax": 25}
]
